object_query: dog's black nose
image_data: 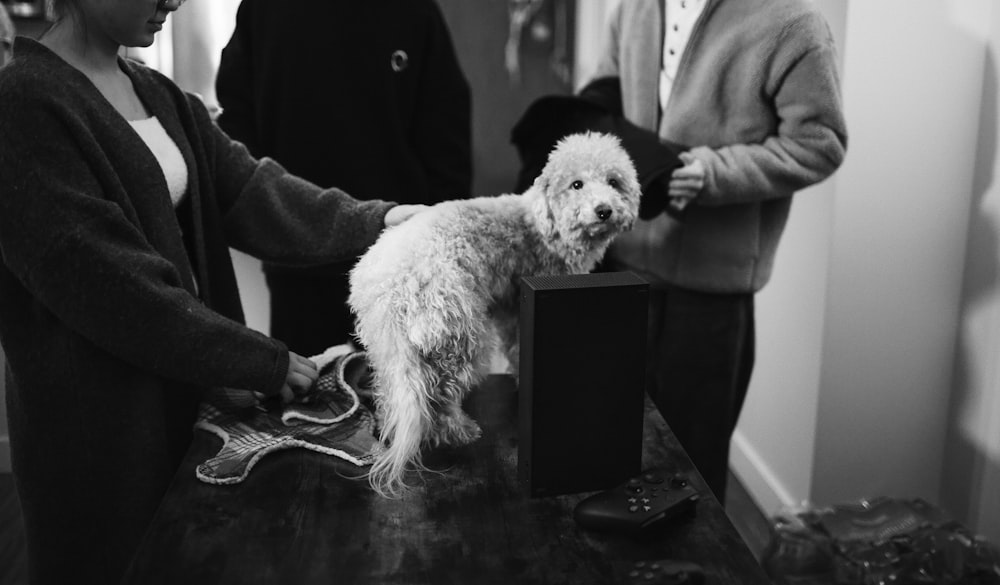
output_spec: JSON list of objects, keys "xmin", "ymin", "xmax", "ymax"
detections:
[{"xmin": 595, "ymin": 205, "xmax": 613, "ymax": 222}]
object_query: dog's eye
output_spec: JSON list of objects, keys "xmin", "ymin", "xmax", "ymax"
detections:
[
  {"xmin": 571, "ymin": 180, "xmax": 584, "ymax": 190},
  {"xmin": 608, "ymin": 177, "xmax": 620, "ymax": 190}
]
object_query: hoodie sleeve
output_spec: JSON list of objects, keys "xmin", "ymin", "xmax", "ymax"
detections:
[{"xmin": 691, "ymin": 13, "xmax": 848, "ymax": 206}]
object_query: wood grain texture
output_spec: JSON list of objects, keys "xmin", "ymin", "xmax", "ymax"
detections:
[{"xmin": 124, "ymin": 375, "xmax": 770, "ymax": 585}]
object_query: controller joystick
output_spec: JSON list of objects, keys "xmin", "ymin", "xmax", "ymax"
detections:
[{"xmin": 573, "ymin": 469, "xmax": 699, "ymax": 534}]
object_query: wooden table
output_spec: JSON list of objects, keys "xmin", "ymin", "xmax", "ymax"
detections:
[{"xmin": 124, "ymin": 376, "xmax": 771, "ymax": 584}]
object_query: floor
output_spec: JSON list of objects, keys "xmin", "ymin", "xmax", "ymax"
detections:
[
  {"xmin": 725, "ymin": 471, "xmax": 774, "ymax": 563},
  {"xmin": 0, "ymin": 471, "xmax": 772, "ymax": 585}
]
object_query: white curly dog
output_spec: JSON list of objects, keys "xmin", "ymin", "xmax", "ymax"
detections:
[{"xmin": 348, "ymin": 132, "xmax": 640, "ymax": 496}]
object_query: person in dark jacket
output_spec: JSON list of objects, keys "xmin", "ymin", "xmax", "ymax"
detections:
[
  {"xmin": 216, "ymin": 0, "xmax": 473, "ymax": 356},
  {"xmin": 0, "ymin": 0, "xmax": 425, "ymax": 582}
]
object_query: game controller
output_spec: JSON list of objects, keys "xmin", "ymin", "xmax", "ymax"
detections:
[
  {"xmin": 622, "ymin": 560, "xmax": 705, "ymax": 585},
  {"xmin": 573, "ymin": 469, "xmax": 699, "ymax": 534}
]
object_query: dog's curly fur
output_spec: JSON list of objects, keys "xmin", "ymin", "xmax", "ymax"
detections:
[{"xmin": 348, "ymin": 132, "xmax": 640, "ymax": 496}]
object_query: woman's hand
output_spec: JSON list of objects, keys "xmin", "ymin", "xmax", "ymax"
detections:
[
  {"xmin": 279, "ymin": 352, "xmax": 319, "ymax": 403},
  {"xmin": 384, "ymin": 204, "xmax": 430, "ymax": 227}
]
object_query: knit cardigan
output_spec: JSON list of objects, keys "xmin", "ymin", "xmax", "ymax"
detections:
[
  {"xmin": 594, "ymin": 0, "xmax": 847, "ymax": 293},
  {"xmin": 0, "ymin": 38, "xmax": 393, "ymax": 584}
]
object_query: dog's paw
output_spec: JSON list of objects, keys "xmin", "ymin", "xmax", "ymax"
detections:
[
  {"xmin": 432, "ymin": 409, "xmax": 483, "ymax": 446},
  {"xmin": 451, "ymin": 418, "xmax": 483, "ymax": 445}
]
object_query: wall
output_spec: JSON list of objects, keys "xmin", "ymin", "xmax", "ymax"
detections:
[
  {"xmin": 232, "ymin": 250, "xmax": 270, "ymax": 334},
  {"xmin": 169, "ymin": 0, "xmax": 241, "ymax": 109},
  {"xmin": 573, "ymin": 0, "xmax": 619, "ymax": 90},
  {"xmin": 942, "ymin": 2, "xmax": 1000, "ymax": 543},
  {"xmin": 814, "ymin": 0, "xmax": 988, "ymax": 502},
  {"xmin": 732, "ymin": 0, "xmax": 999, "ymax": 545}
]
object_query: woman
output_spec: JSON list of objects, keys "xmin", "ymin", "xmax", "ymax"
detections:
[{"xmin": 0, "ymin": 0, "xmax": 422, "ymax": 582}]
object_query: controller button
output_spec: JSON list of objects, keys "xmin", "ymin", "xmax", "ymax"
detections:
[
  {"xmin": 629, "ymin": 570, "xmax": 640, "ymax": 577},
  {"xmin": 643, "ymin": 472, "xmax": 665, "ymax": 484},
  {"xmin": 643, "ymin": 505, "xmax": 652, "ymax": 512},
  {"xmin": 628, "ymin": 478, "xmax": 642, "ymax": 487},
  {"xmin": 629, "ymin": 505, "xmax": 640, "ymax": 513},
  {"xmin": 644, "ymin": 571, "xmax": 656, "ymax": 580}
]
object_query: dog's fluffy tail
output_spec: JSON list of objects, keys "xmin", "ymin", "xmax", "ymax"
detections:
[{"xmin": 366, "ymin": 336, "xmax": 437, "ymax": 498}]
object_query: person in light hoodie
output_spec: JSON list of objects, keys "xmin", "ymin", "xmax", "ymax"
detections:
[{"xmin": 588, "ymin": 0, "xmax": 847, "ymax": 501}]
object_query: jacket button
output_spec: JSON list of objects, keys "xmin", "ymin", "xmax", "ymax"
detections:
[{"xmin": 390, "ymin": 50, "xmax": 409, "ymax": 72}]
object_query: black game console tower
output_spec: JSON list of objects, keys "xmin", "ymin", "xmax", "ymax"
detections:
[{"xmin": 518, "ymin": 271, "xmax": 649, "ymax": 497}]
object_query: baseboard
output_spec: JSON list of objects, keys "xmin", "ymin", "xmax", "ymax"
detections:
[
  {"xmin": 730, "ymin": 430, "xmax": 798, "ymax": 516},
  {"xmin": 0, "ymin": 435, "xmax": 10, "ymax": 474}
]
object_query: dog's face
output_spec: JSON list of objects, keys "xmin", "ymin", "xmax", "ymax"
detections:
[{"xmin": 531, "ymin": 132, "xmax": 641, "ymax": 249}]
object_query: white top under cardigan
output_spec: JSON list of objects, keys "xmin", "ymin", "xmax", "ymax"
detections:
[
  {"xmin": 129, "ymin": 116, "xmax": 189, "ymax": 206},
  {"xmin": 129, "ymin": 115, "xmax": 196, "ymax": 292}
]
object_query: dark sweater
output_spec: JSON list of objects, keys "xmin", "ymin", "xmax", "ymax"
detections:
[
  {"xmin": 216, "ymin": 0, "xmax": 472, "ymax": 206},
  {"xmin": 0, "ymin": 38, "xmax": 393, "ymax": 584},
  {"xmin": 216, "ymin": 0, "xmax": 471, "ymax": 280}
]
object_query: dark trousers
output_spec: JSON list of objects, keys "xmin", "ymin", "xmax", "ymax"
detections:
[
  {"xmin": 645, "ymin": 285, "xmax": 755, "ymax": 502},
  {"xmin": 266, "ymin": 260, "xmax": 356, "ymax": 357}
]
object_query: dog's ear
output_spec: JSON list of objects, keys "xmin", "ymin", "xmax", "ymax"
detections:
[
  {"xmin": 532, "ymin": 144, "xmax": 573, "ymax": 199},
  {"xmin": 527, "ymin": 175, "xmax": 560, "ymax": 241},
  {"xmin": 530, "ymin": 171, "xmax": 550, "ymax": 195},
  {"xmin": 625, "ymin": 170, "xmax": 643, "ymax": 207}
]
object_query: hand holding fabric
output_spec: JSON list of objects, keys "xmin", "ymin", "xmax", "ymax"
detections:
[{"xmin": 280, "ymin": 352, "xmax": 319, "ymax": 403}]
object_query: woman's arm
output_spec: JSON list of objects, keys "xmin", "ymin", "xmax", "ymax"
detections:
[
  {"xmin": 0, "ymin": 98, "xmax": 290, "ymax": 396},
  {"xmin": 193, "ymin": 95, "xmax": 396, "ymax": 266}
]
